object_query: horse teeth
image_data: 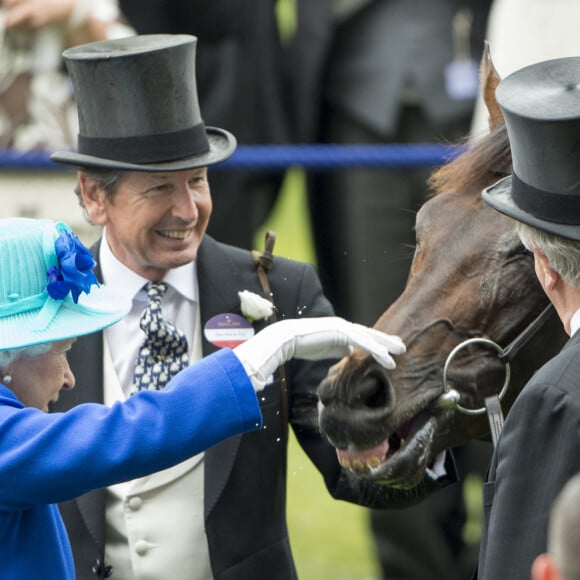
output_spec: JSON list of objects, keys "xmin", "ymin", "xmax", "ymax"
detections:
[
  {"xmin": 339, "ymin": 457, "xmax": 352, "ymax": 469},
  {"xmin": 352, "ymin": 459, "xmax": 369, "ymax": 473},
  {"xmin": 367, "ymin": 456, "xmax": 382, "ymax": 468}
]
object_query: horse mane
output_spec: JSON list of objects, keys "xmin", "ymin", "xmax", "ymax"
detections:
[{"xmin": 428, "ymin": 122, "xmax": 512, "ymax": 197}]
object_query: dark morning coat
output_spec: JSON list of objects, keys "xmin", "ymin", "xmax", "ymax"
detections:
[
  {"xmin": 477, "ymin": 330, "xmax": 580, "ymax": 579},
  {"xmin": 54, "ymin": 235, "xmax": 454, "ymax": 579}
]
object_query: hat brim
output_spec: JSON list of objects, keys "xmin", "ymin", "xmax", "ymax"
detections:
[
  {"xmin": 0, "ymin": 284, "xmax": 130, "ymax": 351},
  {"xmin": 483, "ymin": 175, "xmax": 580, "ymax": 242},
  {"xmin": 50, "ymin": 127, "xmax": 236, "ymax": 172}
]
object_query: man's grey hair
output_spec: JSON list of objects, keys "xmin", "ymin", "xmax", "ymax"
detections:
[
  {"xmin": 548, "ymin": 472, "xmax": 580, "ymax": 580},
  {"xmin": 516, "ymin": 222, "xmax": 580, "ymax": 290},
  {"xmin": 74, "ymin": 168, "xmax": 129, "ymax": 222},
  {"xmin": 0, "ymin": 343, "xmax": 53, "ymax": 369}
]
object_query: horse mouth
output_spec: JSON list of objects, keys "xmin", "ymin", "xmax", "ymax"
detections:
[
  {"xmin": 333, "ymin": 409, "xmax": 439, "ymax": 488},
  {"xmin": 335, "ymin": 419, "xmax": 413, "ymax": 470}
]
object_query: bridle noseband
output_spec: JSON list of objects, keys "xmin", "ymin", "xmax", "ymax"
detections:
[{"xmin": 438, "ymin": 303, "xmax": 555, "ymax": 415}]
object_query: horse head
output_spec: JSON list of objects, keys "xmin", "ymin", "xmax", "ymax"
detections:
[{"xmin": 317, "ymin": 46, "xmax": 569, "ymax": 488}]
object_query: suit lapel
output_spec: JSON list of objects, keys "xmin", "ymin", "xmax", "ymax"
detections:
[
  {"xmin": 67, "ymin": 329, "xmax": 108, "ymax": 548},
  {"xmin": 197, "ymin": 237, "xmax": 258, "ymax": 518},
  {"xmin": 197, "ymin": 236, "xmax": 243, "ymax": 335},
  {"xmin": 486, "ymin": 326, "xmax": 580, "ymax": 483},
  {"xmin": 559, "ymin": 327, "xmax": 580, "ymax": 352}
]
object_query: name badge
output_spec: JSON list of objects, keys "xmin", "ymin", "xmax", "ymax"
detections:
[{"xmin": 204, "ymin": 313, "xmax": 255, "ymax": 348}]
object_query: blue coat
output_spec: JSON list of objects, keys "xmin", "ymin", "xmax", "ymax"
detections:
[{"xmin": 0, "ymin": 348, "xmax": 261, "ymax": 580}]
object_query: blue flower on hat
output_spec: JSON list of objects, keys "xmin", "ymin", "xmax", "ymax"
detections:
[{"xmin": 46, "ymin": 225, "xmax": 99, "ymax": 303}]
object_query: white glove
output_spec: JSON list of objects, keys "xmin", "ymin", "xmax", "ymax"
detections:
[{"xmin": 233, "ymin": 317, "xmax": 406, "ymax": 392}]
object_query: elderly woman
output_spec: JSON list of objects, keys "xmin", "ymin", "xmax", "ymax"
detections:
[{"xmin": 0, "ymin": 217, "xmax": 404, "ymax": 579}]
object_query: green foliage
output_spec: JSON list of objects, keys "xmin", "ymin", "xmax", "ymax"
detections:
[
  {"xmin": 287, "ymin": 432, "xmax": 381, "ymax": 579},
  {"xmin": 275, "ymin": 0, "xmax": 297, "ymax": 44},
  {"xmin": 256, "ymin": 168, "xmax": 316, "ymax": 264}
]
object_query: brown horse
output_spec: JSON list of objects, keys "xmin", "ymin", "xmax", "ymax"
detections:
[{"xmin": 317, "ymin": 49, "xmax": 568, "ymax": 488}]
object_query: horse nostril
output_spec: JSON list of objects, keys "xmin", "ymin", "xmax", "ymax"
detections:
[{"xmin": 350, "ymin": 369, "xmax": 393, "ymax": 409}]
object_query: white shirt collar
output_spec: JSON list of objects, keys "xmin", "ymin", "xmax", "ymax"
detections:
[
  {"xmin": 569, "ymin": 308, "xmax": 580, "ymax": 337},
  {"xmin": 99, "ymin": 227, "xmax": 198, "ymax": 301}
]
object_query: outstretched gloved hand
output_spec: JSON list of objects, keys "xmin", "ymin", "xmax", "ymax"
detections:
[{"xmin": 233, "ymin": 317, "xmax": 405, "ymax": 391}]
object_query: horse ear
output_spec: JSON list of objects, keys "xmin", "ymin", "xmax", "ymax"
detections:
[{"xmin": 480, "ymin": 41, "xmax": 503, "ymax": 129}]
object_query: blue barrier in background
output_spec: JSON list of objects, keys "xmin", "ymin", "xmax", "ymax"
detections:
[{"xmin": 0, "ymin": 143, "xmax": 463, "ymax": 171}]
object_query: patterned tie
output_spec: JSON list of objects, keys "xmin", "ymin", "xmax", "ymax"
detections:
[{"xmin": 132, "ymin": 281, "xmax": 189, "ymax": 393}]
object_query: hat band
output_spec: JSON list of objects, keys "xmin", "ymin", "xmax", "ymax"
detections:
[
  {"xmin": 0, "ymin": 293, "xmax": 45, "ymax": 317},
  {"xmin": 0, "ymin": 293, "xmax": 64, "ymax": 332},
  {"xmin": 512, "ymin": 173, "xmax": 580, "ymax": 225},
  {"xmin": 77, "ymin": 123, "xmax": 210, "ymax": 164}
]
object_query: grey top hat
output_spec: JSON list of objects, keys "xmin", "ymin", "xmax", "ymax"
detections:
[
  {"xmin": 483, "ymin": 56, "xmax": 580, "ymax": 241},
  {"xmin": 51, "ymin": 34, "xmax": 236, "ymax": 172}
]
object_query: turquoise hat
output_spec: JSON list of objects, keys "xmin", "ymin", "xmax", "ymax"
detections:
[{"xmin": 0, "ymin": 218, "xmax": 130, "ymax": 350}]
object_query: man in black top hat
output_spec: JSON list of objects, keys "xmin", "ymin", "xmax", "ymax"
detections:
[
  {"xmin": 50, "ymin": 34, "xmax": 455, "ymax": 580},
  {"xmin": 476, "ymin": 56, "xmax": 580, "ymax": 579}
]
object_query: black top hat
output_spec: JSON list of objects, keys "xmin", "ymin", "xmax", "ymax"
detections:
[
  {"xmin": 51, "ymin": 34, "xmax": 236, "ymax": 171},
  {"xmin": 483, "ymin": 56, "xmax": 580, "ymax": 241}
]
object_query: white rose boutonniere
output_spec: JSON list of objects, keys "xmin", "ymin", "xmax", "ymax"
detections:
[{"xmin": 239, "ymin": 290, "xmax": 274, "ymax": 322}]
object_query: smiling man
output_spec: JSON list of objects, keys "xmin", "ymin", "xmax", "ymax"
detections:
[
  {"xmin": 49, "ymin": 34, "xmax": 454, "ymax": 580},
  {"xmin": 77, "ymin": 168, "xmax": 212, "ymax": 280}
]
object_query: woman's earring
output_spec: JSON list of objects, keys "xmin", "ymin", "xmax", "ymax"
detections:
[{"xmin": 2, "ymin": 373, "xmax": 12, "ymax": 385}]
